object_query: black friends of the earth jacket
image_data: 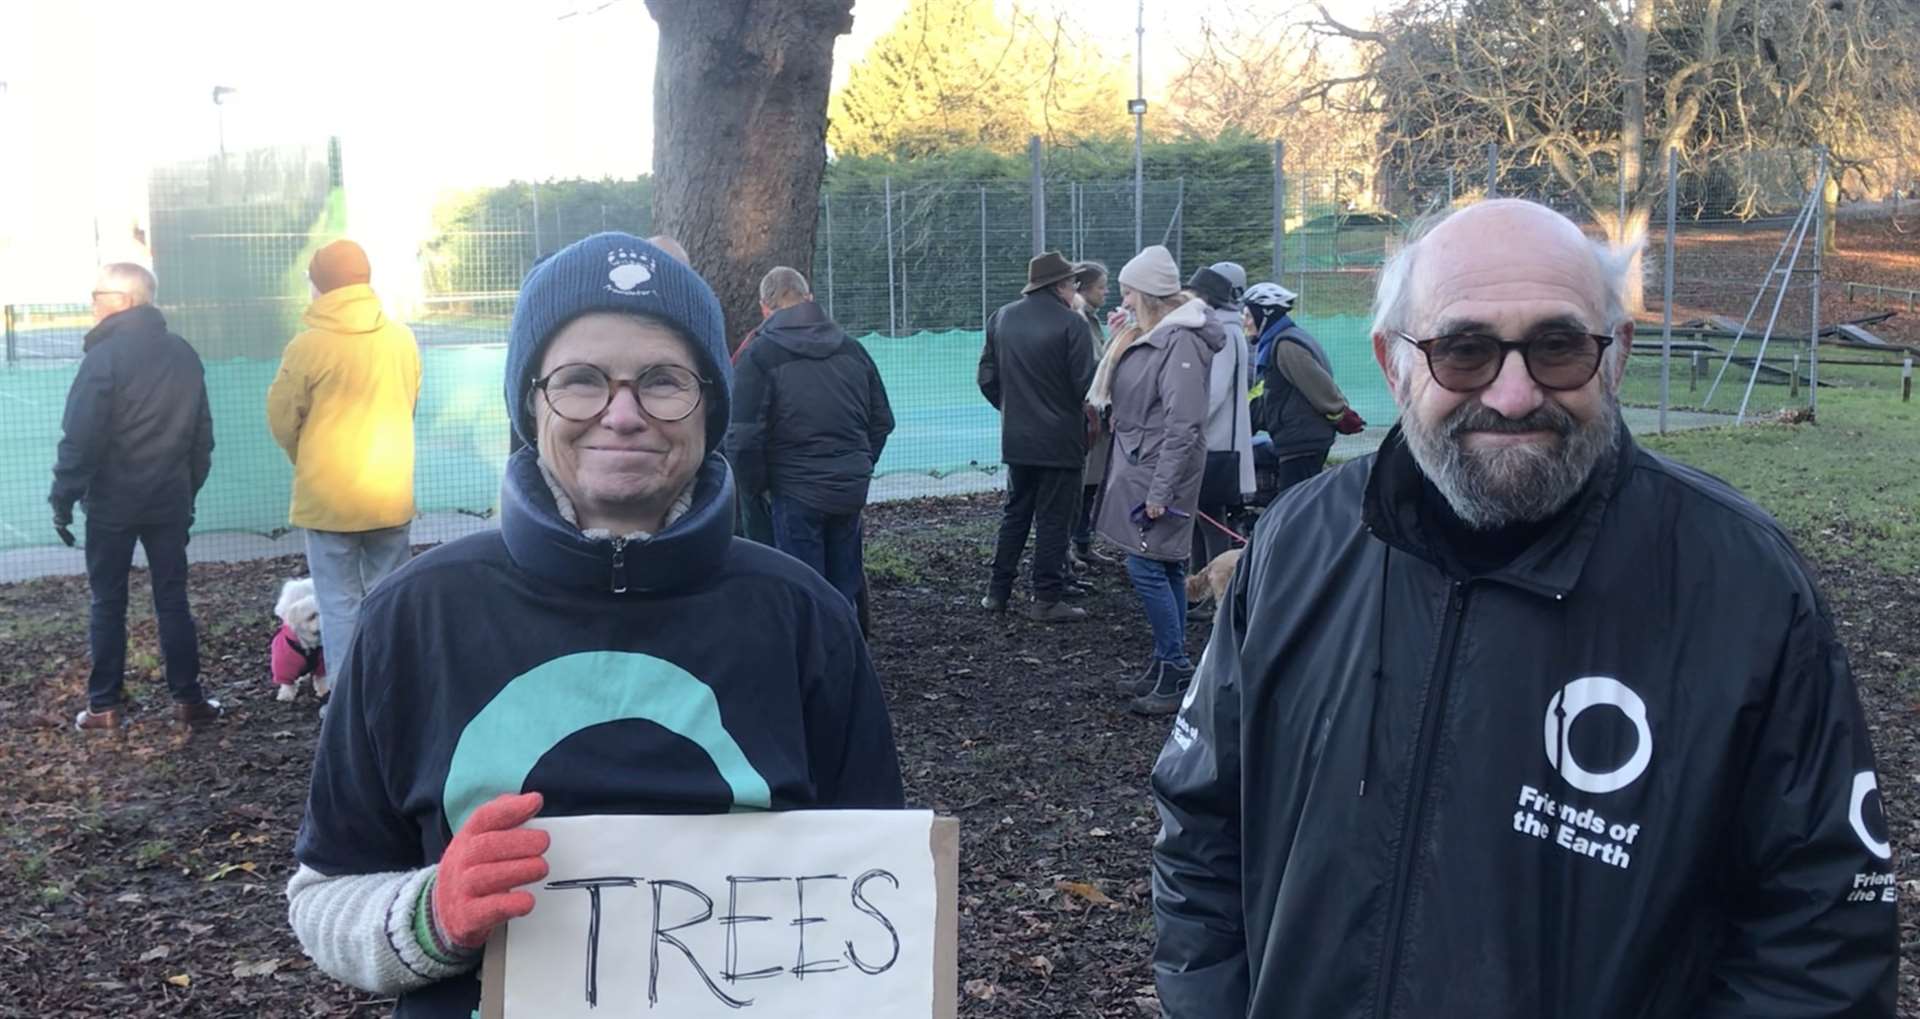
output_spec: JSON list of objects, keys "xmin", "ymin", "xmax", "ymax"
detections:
[
  {"xmin": 49, "ymin": 304, "xmax": 213, "ymax": 526},
  {"xmin": 726, "ymin": 300, "xmax": 894, "ymax": 516},
  {"xmin": 1151, "ymin": 421, "xmax": 1897, "ymax": 1019},
  {"xmin": 978, "ymin": 290, "xmax": 1097, "ymax": 469},
  {"xmin": 295, "ymin": 448, "xmax": 906, "ymax": 1018}
]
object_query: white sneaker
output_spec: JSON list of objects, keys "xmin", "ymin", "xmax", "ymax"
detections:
[
  {"xmin": 275, "ymin": 683, "xmax": 297, "ymax": 703},
  {"xmin": 312, "ymin": 674, "xmax": 330, "ymax": 698}
]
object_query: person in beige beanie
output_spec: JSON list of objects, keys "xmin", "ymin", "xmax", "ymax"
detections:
[
  {"xmin": 1117, "ymin": 244, "xmax": 1181, "ymax": 299},
  {"xmin": 1094, "ymin": 245, "xmax": 1225, "ymax": 714}
]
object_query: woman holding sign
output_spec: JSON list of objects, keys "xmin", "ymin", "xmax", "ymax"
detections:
[{"xmin": 287, "ymin": 234, "xmax": 906, "ymax": 1018}]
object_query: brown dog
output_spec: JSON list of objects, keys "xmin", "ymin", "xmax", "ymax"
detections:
[{"xmin": 1186, "ymin": 547, "xmax": 1244, "ymax": 605}]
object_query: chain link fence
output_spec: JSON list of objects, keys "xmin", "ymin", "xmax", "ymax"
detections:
[{"xmin": 4, "ymin": 138, "xmax": 1913, "ymax": 579}]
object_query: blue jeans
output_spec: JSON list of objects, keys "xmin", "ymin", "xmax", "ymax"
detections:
[
  {"xmin": 1125, "ymin": 554, "xmax": 1190, "ymax": 666},
  {"xmin": 305, "ymin": 525, "xmax": 412, "ymax": 666},
  {"xmin": 771, "ymin": 496, "xmax": 865, "ymax": 611},
  {"xmin": 84, "ymin": 519, "xmax": 203, "ymax": 711}
]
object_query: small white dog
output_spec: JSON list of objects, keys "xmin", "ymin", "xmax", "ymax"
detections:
[{"xmin": 270, "ymin": 578, "xmax": 329, "ymax": 702}]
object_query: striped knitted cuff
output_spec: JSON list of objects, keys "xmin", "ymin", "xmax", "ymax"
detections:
[
  {"xmin": 412, "ymin": 872, "xmax": 480, "ymax": 966},
  {"xmin": 378, "ymin": 866, "xmax": 476, "ymax": 984}
]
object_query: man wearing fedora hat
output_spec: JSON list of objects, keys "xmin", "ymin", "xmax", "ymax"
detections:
[{"xmin": 977, "ymin": 251, "xmax": 1098, "ymax": 622}]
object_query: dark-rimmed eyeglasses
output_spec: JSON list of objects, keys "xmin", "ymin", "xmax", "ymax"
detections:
[
  {"xmin": 531, "ymin": 362, "xmax": 709, "ymax": 423},
  {"xmin": 1397, "ymin": 329, "xmax": 1613, "ymax": 393}
]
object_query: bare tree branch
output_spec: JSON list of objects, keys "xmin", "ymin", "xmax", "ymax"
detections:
[{"xmin": 1309, "ymin": 3, "xmax": 1383, "ymax": 42}]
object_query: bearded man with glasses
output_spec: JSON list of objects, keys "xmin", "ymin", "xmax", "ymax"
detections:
[{"xmin": 1149, "ymin": 200, "xmax": 1896, "ymax": 1018}]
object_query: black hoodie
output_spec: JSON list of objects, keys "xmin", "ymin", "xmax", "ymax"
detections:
[
  {"xmin": 1150, "ymin": 422, "xmax": 1897, "ymax": 1018},
  {"xmin": 296, "ymin": 448, "xmax": 905, "ymax": 1017},
  {"xmin": 727, "ymin": 301, "xmax": 894, "ymax": 516}
]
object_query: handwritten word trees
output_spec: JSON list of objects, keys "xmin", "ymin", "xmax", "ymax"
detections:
[{"xmin": 483, "ymin": 812, "xmax": 955, "ymax": 1019}]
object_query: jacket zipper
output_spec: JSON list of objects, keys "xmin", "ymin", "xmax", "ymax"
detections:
[
  {"xmin": 609, "ymin": 536, "xmax": 630, "ymax": 594},
  {"xmin": 1372, "ymin": 580, "xmax": 1468, "ymax": 1019}
]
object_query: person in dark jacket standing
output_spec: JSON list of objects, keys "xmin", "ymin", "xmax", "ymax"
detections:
[
  {"xmin": 728, "ymin": 266, "xmax": 894, "ymax": 610},
  {"xmin": 1244, "ymin": 280, "xmax": 1365, "ymax": 493},
  {"xmin": 53, "ymin": 263, "xmax": 223, "ymax": 732},
  {"xmin": 1183, "ymin": 264, "xmax": 1254, "ymax": 623},
  {"xmin": 978, "ymin": 251, "xmax": 1098, "ymax": 622},
  {"xmin": 1150, "ymin": 200, "xmax": 1897, "ymax": 1018},
  {"xmin": 288, "ymin": 234, "xmax": 904, "ymax": 1018}
]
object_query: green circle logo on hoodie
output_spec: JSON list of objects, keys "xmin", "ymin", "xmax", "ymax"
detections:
[{"xmin": 442, "ymin": 651, "xmax": 772, "ymax": 832}]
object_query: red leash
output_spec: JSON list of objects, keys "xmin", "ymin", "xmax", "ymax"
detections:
[{"xmin": 1195, "ymin": 509, "xmax": 1249, "ymax": 546}]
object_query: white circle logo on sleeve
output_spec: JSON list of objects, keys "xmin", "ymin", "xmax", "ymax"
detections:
[
  {"xmin": 1850, "ymin": 771, "xmax": 1893, "ymax": 860},
  {"xmin": 1544, "ymin": 676, "xmax": 1653, "ymax": 794}
]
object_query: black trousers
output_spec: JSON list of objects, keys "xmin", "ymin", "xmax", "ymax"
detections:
[
  {"xmin": 989, "ymin": 464, "xmax": 1081, "ymax": 602},
  {"xmin": 84, "ymin": 519, "xmax": 204, "ymax": 711},
  {"xmin": 1072, "ymin": 484, "xmax": 1099, "ymax": 552}
]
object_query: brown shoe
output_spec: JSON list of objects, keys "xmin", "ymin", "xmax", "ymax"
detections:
[
  {"xmin": 1026, "ymin": 600, "xmax": 1088, "ymax": 623},
  {"xmin": 74, "ymin": 706, "xmax": 125, "ymax": 733},
  {"xmin": 173, "ymin": 699, "xmax": 224, "ymax": 726}
]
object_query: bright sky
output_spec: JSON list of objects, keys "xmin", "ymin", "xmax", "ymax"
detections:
[{"xmin": 0, "ymin": 0, "xmax": 1380, "ymax": 302}]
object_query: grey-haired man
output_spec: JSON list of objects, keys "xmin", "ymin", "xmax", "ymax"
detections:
[
  {"xmin": 1151, "ymin": 199, "xmax": 1896, "ymax": 1018},
  {"xmin": 54, "ymin": 263, "xmax": 222, "ymax": 731}
]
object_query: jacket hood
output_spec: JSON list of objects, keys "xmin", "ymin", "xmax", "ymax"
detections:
[
  {"xmin": 302, "ymin": 284, "xmax": 389, "ymax": 335},
  {"xmin": 756, "ymin": 301, "xmax": 848, "ymax": 359},
  {"xmin": 1144, "ymin": 297, "xmax": 1226, "ymax": 353},
  {"xmin": 83, "ymin": 303, "xmax": 168, "ymax": 352},
  {"xmin": 498, "ymin": 445, "xmax": 735, "ymax": 594},
  {"xmin": 1361, "ymin": 416, "xmax": 1633, "ymax": 596},
  {"xmin": 1209, "ymin": 305, "xmax": 1246, "ymax": 337}
]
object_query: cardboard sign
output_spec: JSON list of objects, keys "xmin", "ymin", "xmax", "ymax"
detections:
[{"xmin": 481, "ymin": 812, "xmax": 957, "ymax": 1018}]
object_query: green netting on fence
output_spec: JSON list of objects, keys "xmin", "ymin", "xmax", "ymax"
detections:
[
  {"xmin": 857, "ymin": 319, "xmax": 1393, "ymax": 477},
  {"xmin": 0, "ymin": 314, "xmax": 1392, "ymax": 551}
]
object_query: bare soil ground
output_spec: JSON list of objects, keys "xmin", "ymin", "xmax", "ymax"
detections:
[{"xmin": 3, "ymin": 489, "xmax": 1917, "ymax": 1016}]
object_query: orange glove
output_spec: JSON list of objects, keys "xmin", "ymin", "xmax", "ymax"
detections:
[{"xmin": 431, "ymin": 792, "xmax": 550, "ymax": 950}]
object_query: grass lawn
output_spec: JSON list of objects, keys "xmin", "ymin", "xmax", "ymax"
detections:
[{"xmin": 1623, "ymin": 348, "xmax": 1920, "ymax": 574}]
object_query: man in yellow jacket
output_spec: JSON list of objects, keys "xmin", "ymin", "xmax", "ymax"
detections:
[{"xmin": 267, "ymin": 240, "xmax": 421, "ymax": 688}]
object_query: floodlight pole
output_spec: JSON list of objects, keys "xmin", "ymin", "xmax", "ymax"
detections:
[
  {"xmin": 1659, "ymin": 146, "xmax": 1676, "ymax": 435},
  {"xmin": 1132, "ymin": 0, "xmax": 1145, "ymax": 253},
  {"xmin": 1809, "ymin": 147, "xmax": 1827, "ymax": 418},
  {"xmin": 212, "ymin": 85, "xmax": 239, "ymax": 158}
]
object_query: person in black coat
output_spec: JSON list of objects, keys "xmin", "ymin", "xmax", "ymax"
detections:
[
  {"xmin": 977, "ymin": 251, "xmax": 1098, "ymax": 622},
  {"xmin": 1151, "ymin": 200, "xmax": 1896, "ymax": 1018},
  {"xmin": 52, "ymin": 263, "xmax": 223, "ymax": 732},
  {"xmin": 726, "ymin": 267, "xmax": 893, "ymax": 613}
]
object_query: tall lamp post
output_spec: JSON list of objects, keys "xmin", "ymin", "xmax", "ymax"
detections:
[
  {"xmin": 1131, "ymin": 0, "xmax": 1146, "ymax": 253},
  {"xmin": 212, "ymin": 85, "xmax": 238, "ymax": 157}
]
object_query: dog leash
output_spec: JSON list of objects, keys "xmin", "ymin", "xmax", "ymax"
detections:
[{"xmin": 1195, "ymin": 509, "xmax": 1249, "ymax": 546}]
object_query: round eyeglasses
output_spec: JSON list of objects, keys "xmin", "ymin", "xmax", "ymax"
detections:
[
  {"xmin": 531, "ymin": 362, "xmax": 709, "ymax": 423},
  {"xmin": 1397, "ymin": 329, "xmax": 1613, "ymax": 393}
]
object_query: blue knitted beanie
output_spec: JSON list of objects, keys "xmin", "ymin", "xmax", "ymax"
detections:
[{"xmin": 505, "ymin": 232, "xmax": 731, "ymax": 452}]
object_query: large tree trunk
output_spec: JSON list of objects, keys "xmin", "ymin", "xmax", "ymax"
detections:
[
  {"xmin": 1618, "ymin": 0, "xmax": 1652, "ymax": 206},
  {"xmin": 1614, "ymin": 0, "xmax": 1655, "ymax": 313},
  {"xmin": 646, "ymin": 0, "xmax": 854, "ymax": 351}
]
